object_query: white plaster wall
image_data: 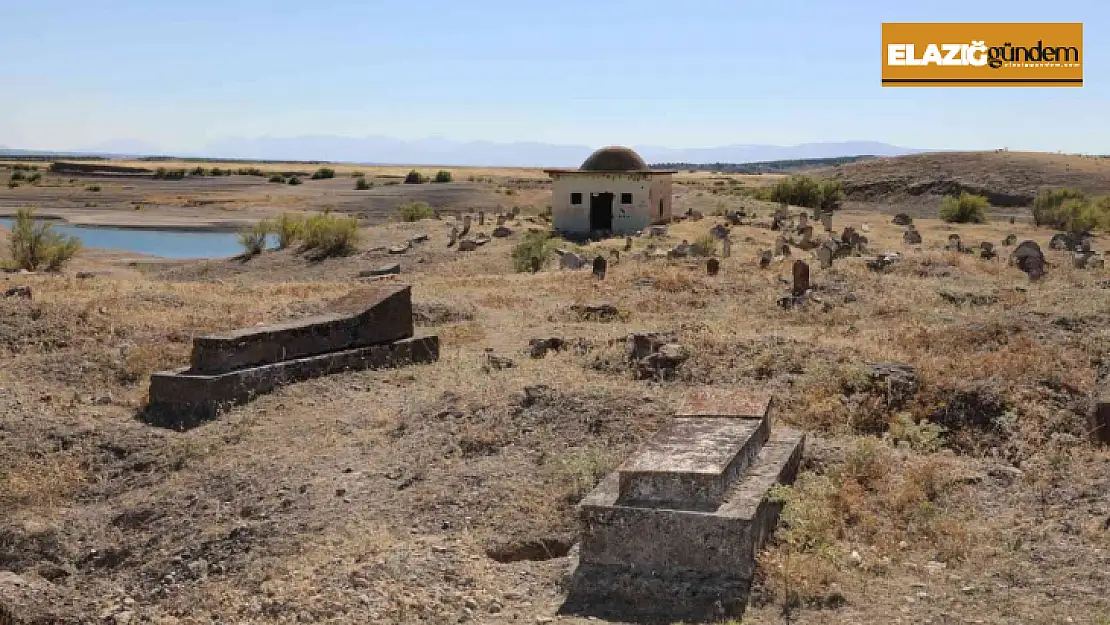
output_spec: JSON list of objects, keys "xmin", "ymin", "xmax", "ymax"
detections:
[{"xmin": 550, "ymin": 173, "xmax": 672, "ymax": 235}]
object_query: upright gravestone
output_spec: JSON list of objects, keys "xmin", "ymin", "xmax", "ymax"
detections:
[
  {"xmin": 721, "ymin": 237, "xmax": 732, "ymax": 259},
  {"xmin": 706, "ymin": 258, "xmax": 720, "ymax": 276},
  {"xmin": 797, "ymin": 213, "xmax": 808, "ymax": 231},
  {"xmin": 478, "ymin": 211, "xmax": 485, "ymax": 226},
  {"xmin": 759, "ymin": 250, "xmax": 772, "ymax": 269},
  {"xmin": 624, "ymin": 236, "xmax": 633, "ymax": 252},
  {"xmin": 1003, "ymin": 234, "xmax": 1017, "ymax": 246},
  {"xmin": 592, "ymin": 255, "xmax": 607, "ymax": 280},
  {"xmin": 946, "ymin": 234, "xmax": 963, "ymax": 252},
  {"xmin": 1013, "ymin": 240, "xmax": 1046, "ymax": 280},
  {"xmin": 792, "ymin": 260, "xmax": 810, "ymax": 297},
  {"xmin": 774, "ymin": 235, "xmax": 787, "ymax": 256},
  {"xmin": 904, "ymin": 229, "xmax": 922, "ymax": 245},
  {"xmin": 892, "ymin": 213, "xmax": 913, "ymax": 226},
  {"xmin": 460, "ymin": 215, "xmax": 472, "ymax": 237},
  {"xmin": 841, "ymin": 226, "xmax": 858, "ymax": 249},
  {"xmin": 497, "ymin": 214, "xmax": 506, "ymax": 226},
  {"xmin": 817, "ymin": 241, "xmax": 834, "ymax": 269},
  {"xmin": 821, "ymin": 212, "xmax": 833, "ymax": 233},
  {"xmin": 530, "ymin": 256, "xmax": 541, "ymax": 274},
  {"xmin": 980, "ymin": 241, "xmax": 997, "ymax": 260},
  {"xmin": 448, "ymin": 226, "xmax": 459, "ymax": 247},
  {"xmin": 512, "ymin": 205, "xmax": 520, "ymax": 217}
]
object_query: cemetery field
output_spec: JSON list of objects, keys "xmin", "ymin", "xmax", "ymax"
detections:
[{"xmin": 2, "ymin": 195, "xmax": 1109, "ymax": 623}]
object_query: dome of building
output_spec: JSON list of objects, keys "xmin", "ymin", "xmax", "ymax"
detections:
[{"xmin": 579, "ymin": 146, "xmax": 649, "ymax": 172}]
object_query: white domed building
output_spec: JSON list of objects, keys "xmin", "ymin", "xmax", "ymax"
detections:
[{"xmin": 544, "ymin": 146, "xmax": 675, "ymax": 236}]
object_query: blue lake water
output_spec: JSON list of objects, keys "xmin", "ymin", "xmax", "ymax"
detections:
[{"xmin": 0, "ymin": 218, "xmax": 276, "ymax": 259}]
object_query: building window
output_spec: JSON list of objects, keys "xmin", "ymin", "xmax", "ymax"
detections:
[
  {"xmin": 571, "ymin": 192, "xmax": 582, "ymax": 205},
  {"xmin": 620, "ymin": 193, "xmax": 633, "ymax": 204}
]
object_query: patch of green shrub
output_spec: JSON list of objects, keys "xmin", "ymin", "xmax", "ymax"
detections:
[
  {"xmin": 311, "ymin": 167, "xmax": 336, "ymax": 180},
  {"xmin": 273, "ymin": 213, "xmax": 304, "ymax": 249},
  {"xmin": 433, "ymin": 170, "xmax": 453, "ymax": 183},
  {"xmin": 351, "ymin": 171, "xmax": 365, "ymax": 178},
  {"xmin": 302, "ymin": 213, "xmax": 360, "ymax": 257},
  {"xmin": 511, "ymin": 230, "xmax": 560, "ymax": 272},
  {"xmin": 86, "ymin": 184, "xmax": 102, "ymax": 192},
  {"xmin": 190, "ymin": 166, "xmax": 207, "ymax": 176},
  {"xmin": 268, "ymin": 174, "xmax": 286, "ymax": 183},
  {"xmin": 238, "ymin": 220, "xmax": 272, "ymax": 257},
  {"xmin": 210, "ymin": 167, "xmax": 225, "ymax": 176},
  {"xmin": 237, "ymin": 167, "xmax": 265, "ymax": 177},
  {"xmin": 404, "ymin": 170, "xmax": 428, "ymax": 184},
  {"xmin": 153, "ymin": 167, "xmax": 185, "ymax": 180},
  {"xmin": 939, "ymin": 192, "xmax": 989, "ymax": 223},
  {"xmin": 395, "ymin": 202, "xmax": 434, "ymax": 222},
  {"xmin": 1032, "ymin": 188, "xmax": 1110, "ymax": 233},
  {"xmin": 355, "ymin": 178, "xmax": 373, "ymax": 190},
  {"xmin": 10, "ymin": 170, "xmax": 25, "ymax": 182},
  {"xmin": 7, "ymin": 208, "xmax": 82, "ymax": 271},
  {"xmin": 767, "ymin": 175, "xmax": 844, "ymax": 211},
  {"xmin": 287, "ymin": 176, "xmax": 302, "ymax": 186},
  {"xmin": 26, "ymin": 173, "xmax": 41, "ymax": 185}
]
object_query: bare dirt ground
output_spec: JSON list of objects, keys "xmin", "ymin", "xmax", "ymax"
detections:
[{"xmin": 2, "ymin": 157, "xmax": 1109, "ymax": 625}]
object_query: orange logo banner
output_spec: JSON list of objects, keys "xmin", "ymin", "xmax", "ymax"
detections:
[{"xmin": 882, "ymin": 23, "xmax": 1083, "ymax": 87}]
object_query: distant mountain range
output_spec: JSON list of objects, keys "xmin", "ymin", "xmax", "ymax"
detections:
[{"xmin": 1, "ymin": 136, "xmax": 926, "ymax": 167}]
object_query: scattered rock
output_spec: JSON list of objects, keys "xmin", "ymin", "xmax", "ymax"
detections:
[
  {"xmin": 939, "ymin": 290, "xmax": 999, "ymax": 306},
  {"xmin": 892, "ymin": 213, "xmax": 913, "ymax": 226},
  {"xmin": 3, "ymin": 286, "xmax": 31, "ymax": 299},
  {"xmin": 980, "ymin": 241, "xmax": 997, "ymax": 260},
  {"xmin": 759, "ymin": 250, "xmax": 773, "ymax": 269},
  {"xmin": 866, "ymin": 252, "xmax": 901, "ymax": 272},
  {"xmin": 492, "ymin": 226, "xmax": 512, "ymax": 238},
  {"xmin": 483, "ymin": 350, "xmax": 516, "ymax": 372},
  {"xmin": 1003, "ymin": 234, "xmax": 1017, "ymax": 246},
  {"xmin": 457, "ymin": 239, "xmax": 478, "ymax": 252},
  {"xmin": 559, "ymin": 253, "xmax": 585, "ymax": 270},
  {"xmin": 358, "ymin": 264, "xmax": 401, "ymax": 278},
  {"xmin": 388, "ymin": 242, "xmax": 410, "ymax": 255},
  {"xmin": 409, "ymin": 233, "xmax": 429, "ymax": 244},
  {"xmin": 571, "ymin": 303, "xmax": 621, "ymax": 322},
  {"xmin": 903, "ymin": 229, "xmax": 923, "ymax": 245},
  {"xmin": 1011, "ymin": 240, "xmax": 1046, "ymax": 280}
]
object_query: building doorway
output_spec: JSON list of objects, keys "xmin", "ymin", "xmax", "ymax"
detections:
[{"xmin": 589, "ymin": 192, "xmax": 614, "ymax": 231}]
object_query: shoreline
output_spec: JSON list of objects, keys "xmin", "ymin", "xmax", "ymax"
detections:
[{"xmin": 0, "ymin": 211, "xmax": 252, "ymax": 233}]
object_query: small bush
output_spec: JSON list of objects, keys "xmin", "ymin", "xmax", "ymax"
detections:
[
  {"xmin": 273, "ymin": 213, "xmax": 304, "ymax": 249},
  {"xmin": 433, "ymin": 170, "xmax": 453, "ymax": 183},
  {"xmin": 153, "ymin": 167, "xmax": 185, "ymax": 180},
  {"xmin": 404, "ymin": 170, "xmax": 427, "ymax": 184},
  {"xmin": 302, "ymin": 213, "xmax": 360, "ymax": 257},
  {"xmin": 7, "ymin": 208, "xmax": 82, "ymax": 271},
  {"xmin": 10, "ymin": 170, "xmax": 24, "ymax": 182},
  {"xmin": 287, "ymin": 176, "xmax": 302, "ymax": 186},
  {"xmin": 6, "ymin": 180, "xmax": 18, "ymax": 189},
  {"xmin": 210, "ymin": 167, "xmax": 225, "ymax": 176},
  {"xmin": 395, "ymin": 202, "xmax": 434, "ymax": 222},
  {"xmin": 311, "ymin": 167, "xmax": 336, "ymax": 180},
  {"xmin": 767, "ymin": 175, "xmax": 843, "ymax": 211},
  {"xmin": 26, "ymin": 173, "xmax": 42, "ymax": 185},
  {"xmin": 86, "ymin": 184, "xmax": 102, "ymax": 192},
  {"xmin": 690, "ymin": 233, "xmax": 718, "ymax": 257},
  {"xmin": 237, "ymin": 167, "xmax": 265, "ymax": 177},
  {"xmin": 1032, "ymin": 188, "xmax": 1110, "ymax": 233},
  {"xmin": 355, "ymin": 177, "xmax": 373, "ymax": 190},
  {"xmin": 190, "ymin": 166, "xmax": 207, "ymax": 176},
  {"xmin": 268, "ymin": 174, "xmax": 286, "ymax": 184},
  {"xmin": 511, "ymin": 230, "xmax": 559, "ymax": 272},
  {"xmin": 351, "ymin": 171, "xmax": 365, "ymax": 178},
  {"xmin": 238, "ymin": 220, "xmax": 272, "ymax": 257},
  {"xmin": 939, "ymin": 192, "xmax": 989, "ymax": 223}
]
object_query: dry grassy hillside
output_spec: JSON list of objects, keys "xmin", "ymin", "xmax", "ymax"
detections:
[
  {"xmin": 1, "ymin": 208, "xmax": 1108, "ymax": 625},
  {"xmin": 818, "ymin": 151, "xmax": 1110, "ymax": 214}
]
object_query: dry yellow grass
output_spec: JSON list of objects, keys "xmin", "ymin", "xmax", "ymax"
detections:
[{"xmin": 1, "ymin": 206, "xmax": 1108, "ymax": 624}]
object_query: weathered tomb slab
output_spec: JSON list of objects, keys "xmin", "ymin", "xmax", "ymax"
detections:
[
  {"xmin": 616, "ymin": 416, "xmax": 769, "ymax": 510},
  {"xmin": 190, "ymin": 285, "xmax": 413, "ymax": 374},
  {"xmin": 147, "ymin": 334, "xmax": 438, "ymax": 430},
  {"xmin": 567, "ymin": 428, "xmax": 806, "ymax": 622}
]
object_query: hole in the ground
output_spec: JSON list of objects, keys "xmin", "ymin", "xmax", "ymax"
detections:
[{"xmin": 485, "ymin": 536, "xmax": 575, "ymax": 563}]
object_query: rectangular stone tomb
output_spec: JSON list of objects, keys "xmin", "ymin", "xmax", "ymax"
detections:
[
  {"xmin": 616, "ymin": 416, "xmax": 769, "ymax": 510},
  {"xmin": 190, "ymin": 284, "xmax": 413, "ymax": 374},
  {"xmin": 565, "ymin": 428, "xmax": 805, "ymax": 622},
  {"xmin": 146, "ymin": 334, "xmax": 438, "ymax": 430},
  {"xmin": 675, "ymin": 387, "xmax": 774, "ymax": 420}
]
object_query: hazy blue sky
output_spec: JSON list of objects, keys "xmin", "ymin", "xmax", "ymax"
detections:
[{"xmin": 0, "ymin": 0, "xmax": 1106, "ymax": 153}]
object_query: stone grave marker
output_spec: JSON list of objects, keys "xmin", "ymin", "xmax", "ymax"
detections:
[
  {"xmin": 561, "ymin": 253, "xmax": 585, "ymax": 270},
  {"xmin": 448, "ymin": 226, "xmax": 459, "ymax": 247},
  {"xmin": 758, "ymin": 250, "xmax": 772, "ymax": 268},
  {"xmin": 817, "ymin": 242, "xmax": 834, "ymax": 269},
  {"xmin": 904, "ymin": 229, "xmax": 922, "ymax": 245},
  {"xmin": 946, "ymin": 234, "xmax": 963, "ymax": 252},
  {"xmin": 721, "ymin": 237, "xmax": 732, "ymax": 258},
  {"xmin": 530, "ymin": 256, "xmax": 541, "ymax": 273},
  {"xmin": 980, "ymin": 241, "xmax": 997, "ymax": 260},
  {"xmin": 792, "ymin": 260, "xmax": 810, "ymax": 297},
  {"xmin": 593, "ymin": 255, "xmax": 607, "ymax": 280},
  {"xmin": 821, "ymin": 212, "xmax": 833, "ymax": 232},
  {"xmin": 624, "ymin": 236, "xmax": 633, "ymax": 252},
  {"xmin": 893, "ymin": 213, "xmax": 913, "ymax": 226},
  {"xmin": 478, "ymin": 211, "xmax": 485, "ymax": 226},
  {"xmin": 458, "ymin": 239, "xmax": 477, "ymax": 252},
  {"xmin": 496, "ymin": 214, "xmax": 506, "ymax": 226},
  {"xmin": 1003, "ymin": 234, "xmax": 1017, "ymax": 246},
  {"xmin": 460, "ymin": 215, "xmax": 472, "ymax": 237},
  {"xmin": 512, "ymin": 205, "xmax": 520, "ymax": 217},
  {"xmin": 797, "ymin": 213, "xmax": 808, "ymax": 230},
  {"xmin": 706, "ymin": 258, "xmax": 720, "ymax": 276}
]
